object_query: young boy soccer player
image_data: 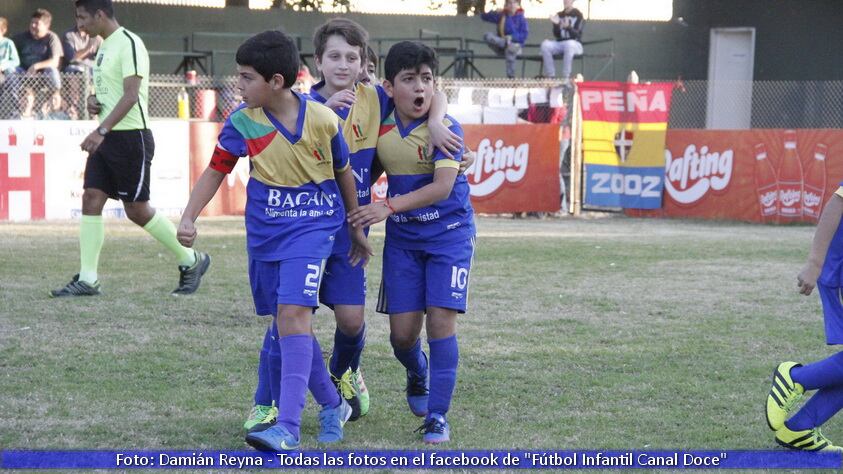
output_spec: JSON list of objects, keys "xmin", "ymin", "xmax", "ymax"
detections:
[
  {"xmin": 243, "ymin": 18, "xmax": 466, "ymax": 428},
  {"xmin": 51, "ymin": 0, "xmax": 210, "ymax": 297},
  {"xmin": 348, "ymin": 41, "xmax": 475, "ymax": 444},
  {"xmin": 766, "ymin": 186, "xmax": 843, "ymax": 452},
  {"xmin": 177, "ymin": 30, "xmax": 371, "ymax": 450}
]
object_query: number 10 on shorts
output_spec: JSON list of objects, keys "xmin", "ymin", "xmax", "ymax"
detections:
[{"xmin": 451, "ymin": 266, "xmax": 469, "ymax": 290}]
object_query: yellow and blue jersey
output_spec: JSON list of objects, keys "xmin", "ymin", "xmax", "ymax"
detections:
[
  {"xmin": 209, "ymin": 92, "xmax": 350, "ymax": 261},
  {"xmin": 307, "ymin": 81, "xmax": 392, "ymax": 254},
  {"xmin": 377, "ymin": 112, "xmax": 475, "ymax": 249}
]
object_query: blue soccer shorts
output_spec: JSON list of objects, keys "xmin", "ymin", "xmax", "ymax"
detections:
[
  {"xmin": 376, "ymin": 237, "xmax": 475, "ymax": 315},
  {"xmin": 818, "ymin": 283, "xmax": 843, "ymax": 345},
  {"xmin": 319, "ymin": 252, "xmax": 367, "ymax": 307},
  {"xmin": 249, "ymin": 257, "xmax": 327, "ymax": 316}
]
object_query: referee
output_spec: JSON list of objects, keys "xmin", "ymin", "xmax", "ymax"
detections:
[{"xmin": 52, "ymin": 0, "xmax": 210, "ymax": 297}]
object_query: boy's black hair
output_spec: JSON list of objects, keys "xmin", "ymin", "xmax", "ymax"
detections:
[
  {"xmin": 366, "ymin": 45, "xmax": 378, "ymax": 67},
  {"xmin": 75, "ymin": 0, "xmax": 114, "ymax": 18},
  {"xmin": 384, "ymin": 41, "xmax": 438, "ymax": 84},
  {"xmin": 313, "ymin": 18, "xmax": 368, "ymax": 60},
  {"xmin": 236, "ymin": 30, "xmax": 300, "ymax": 87}
]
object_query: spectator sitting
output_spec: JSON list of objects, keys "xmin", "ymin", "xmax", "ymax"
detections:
[
  {"xmin": 540, "ymin": 0, "xmax": 584, "ymax": 81},
  {"xmin": 39, "ymin": 90, "xmax": 73, "ymax": 120},
  {"xmin": 480, "ymin": 0, "xmax": 528, "ymax": 79},
  {"xmin": 13, "ymin": 87, "xmax": 37, "ymax": 119},
  {"xmin": 62, "ymin": 25, "xmax": 101, "ymax": 74},
  {"xmin": 0, "ymin": 17, "xmax": 20, "ymax": 78},
  {"xmin": 12, "ymin": 8, "xmax": 63, "ymax": 89}
]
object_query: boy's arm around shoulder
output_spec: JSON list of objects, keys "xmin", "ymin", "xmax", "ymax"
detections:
[
  {"xmin": 798, "ymin": 192, "xmax": 843, "ymax": 295},
  {"xmin": 428, "ymin": 91, "xmax": 463, "ymax": 159}
]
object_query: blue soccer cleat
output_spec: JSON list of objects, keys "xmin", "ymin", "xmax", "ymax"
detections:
[
  {"xmin": 317, "ymin": 398, "xmax": 352, "ymax": 444},
  {"xmin": 245, "ymin": 424, "xmax": 300, "ymax": 451},
  {"xmin": 416, "ymin": 412, "xmax": 450, "ymax": 444}
]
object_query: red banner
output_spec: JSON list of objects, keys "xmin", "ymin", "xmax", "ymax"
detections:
[
  {"xmin": 373, "ymin": 124, "xmax": 561, "ymax": 213},
  {"xmin": 628, "ymin": 129, "xmax": 843, "ymax": 223}
]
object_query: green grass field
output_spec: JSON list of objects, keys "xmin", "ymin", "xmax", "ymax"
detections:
[{"xmin": 0, "ymin": 215, "xmax": 839, "ymax": 454}]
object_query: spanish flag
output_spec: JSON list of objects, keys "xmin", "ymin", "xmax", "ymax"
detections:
[{"xmin": 578, "ymin": 82, "xmax": 673, "ymax": 209}]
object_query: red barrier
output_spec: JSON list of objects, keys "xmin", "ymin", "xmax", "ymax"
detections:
[{"xmin": 628, "ymin": 129, "xmax": 843, "ymax": 223}]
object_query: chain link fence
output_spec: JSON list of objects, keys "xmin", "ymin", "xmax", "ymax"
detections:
[{"xmin": 4, "ymin": 73, "xmax": 843, "ymax": 130}]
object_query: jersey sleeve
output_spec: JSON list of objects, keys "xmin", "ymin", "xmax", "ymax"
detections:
[
  {"xmin": 375, "ymin": 84, "xmax": 395, "ymax": 122},
  {"xmin": 121, "ymin": 34, "xmax": 149, "ymax": 79},
  {"xmin": 432, "ymin": 119, "xmax": 464, "ymax": 169},
  {"xmin": 835, "ymin": 186, "xmax": 843, "ymax": 199},
  {"xmin": 208, "ymin": 114, "xmax": 247, "ymax": 174},
  {"xmin": 331, "ymin": 123, "xmax": 350, "ymax": 172}
]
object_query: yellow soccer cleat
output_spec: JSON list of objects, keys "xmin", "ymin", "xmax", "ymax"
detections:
[
  {"xmin": 775, "ymin": 425, "xmax": 843, "ymax": 452},
  {"xmin": 766, "ymin": 361, "xmax": 804, "ymax": 431}
]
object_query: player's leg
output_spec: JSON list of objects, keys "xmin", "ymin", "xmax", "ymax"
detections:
[
  {"xmin": 769, "ymin": 284, "xmax": 843, "ymax": 451},
  {"xmin": 51, "ymin": 146, "xmax": 112, "ymax": 296},
  {"xmin": 379, "ymin": 244, "xmax": 429, "ymax": 417},
  {"xmin": 243, "ymin": 259, "xmax": 281, "ymax": 432},
  {"xmin": 244, "ymin": 322, "xmax": 278, "ymax": 432},
  {"xmin": 390, "ymin": 311, "xmax": 427, "ymax": 417},
  {"xmin": 420, "ymin": 306, "xmax": 458, "ymax": 444},
  {"xmin": 115, "ymin": 130, "xmax": 209, "ymax": 294},
  {"xmin": 247, "ymin": 258, "xmax": 350, "ymax": 450},
  {"xmin": 321, "ymin": 254, "xmax": 369, "ymax": 419},
  {"xmin": 416, "ymin": 237, "xmax": 474, "ymax": 444}
]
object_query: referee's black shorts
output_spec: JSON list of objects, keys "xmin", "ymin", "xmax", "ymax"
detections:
[{"xmin": 83, "ymin": 129, "xmax": 155, "ymax": 202}]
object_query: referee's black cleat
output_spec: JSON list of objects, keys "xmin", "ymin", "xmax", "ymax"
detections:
[
  {"xmin": 50, "ymin": 274, "xmax": 101, "ymax": 297},
  {"xmin": 172, "ymin": 250, "xmax": 211, "ymax": 295}
]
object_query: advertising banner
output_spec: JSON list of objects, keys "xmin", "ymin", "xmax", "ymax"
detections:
[
  {"xmin": 578, "ymin": 81, "xmax": 674, "ymax": 209},
  {"xmin": 629, "ymin": 129, "xmax": 843, "ymax": 223},
  {"xmin": 0, "ymin": 120, "xmax": 189, "ymax": 221}
]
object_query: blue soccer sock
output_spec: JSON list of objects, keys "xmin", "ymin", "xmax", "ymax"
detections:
[
  {"xmin": 276, "ymin": 334, "xmax": 312, "ymax": 440},
  {"xmin": 428, "ymin": 335, "xmax": 459, "ymax": 416},
  {"xmin": 786, "ymin": 384, "xmax": 843, "ymax": 431},
  {"xmin": 268, "ymin": 321, "xmax": 282, "ymax": 407},
  {"xmin": 309, "ymin": 336, "xmax": 341, "ymax": 409},
  {"xmin": 791, "ymin": 352, "xmax": 843, "ymax": 391},
  {"xmin": 349, "ymin": 324, "xmax": 366, "ymax": 372},
  {"xmin": 392, "ymin": 338, "xmax": 427, "ymax": 378},
  {"xmin": 253, "ymin": 326, "xmax": 273, "ymax": 406},
  {"xmin": 330, "ymin": 324, "xmax": 366, "ymax": 377}
]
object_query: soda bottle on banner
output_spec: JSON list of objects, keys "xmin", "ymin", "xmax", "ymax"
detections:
[
  {"xmin": 802, "ymin": 143, "xmax": 828, "ymax": 221},
  {"xmin": 777, "ymin": 130, "xmax": 803, "ymax": 219},
  {"xmin": 754, "ymin": 143, "xmax": 778, "ymax": 220}
]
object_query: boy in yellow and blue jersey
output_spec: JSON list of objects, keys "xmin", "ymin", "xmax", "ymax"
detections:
[
  {"xmin": 348, "ymin": 41, "xmax": 475, "ymax": 444},
  {"xmin": 177, "ymin": 30, "xmax": 371, "ymax": 450},
  {"xmin": 766, "ymin": 185, "xmax": 843, "ymax": 452},
  {"xmin": 243, "ymin": 18, "xmax": 465, "ymax": 427}
]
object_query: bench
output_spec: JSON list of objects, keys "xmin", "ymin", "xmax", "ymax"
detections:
[{"xmin": 460, "ymin": 38, "xmax": 614, "ymax": 79}]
